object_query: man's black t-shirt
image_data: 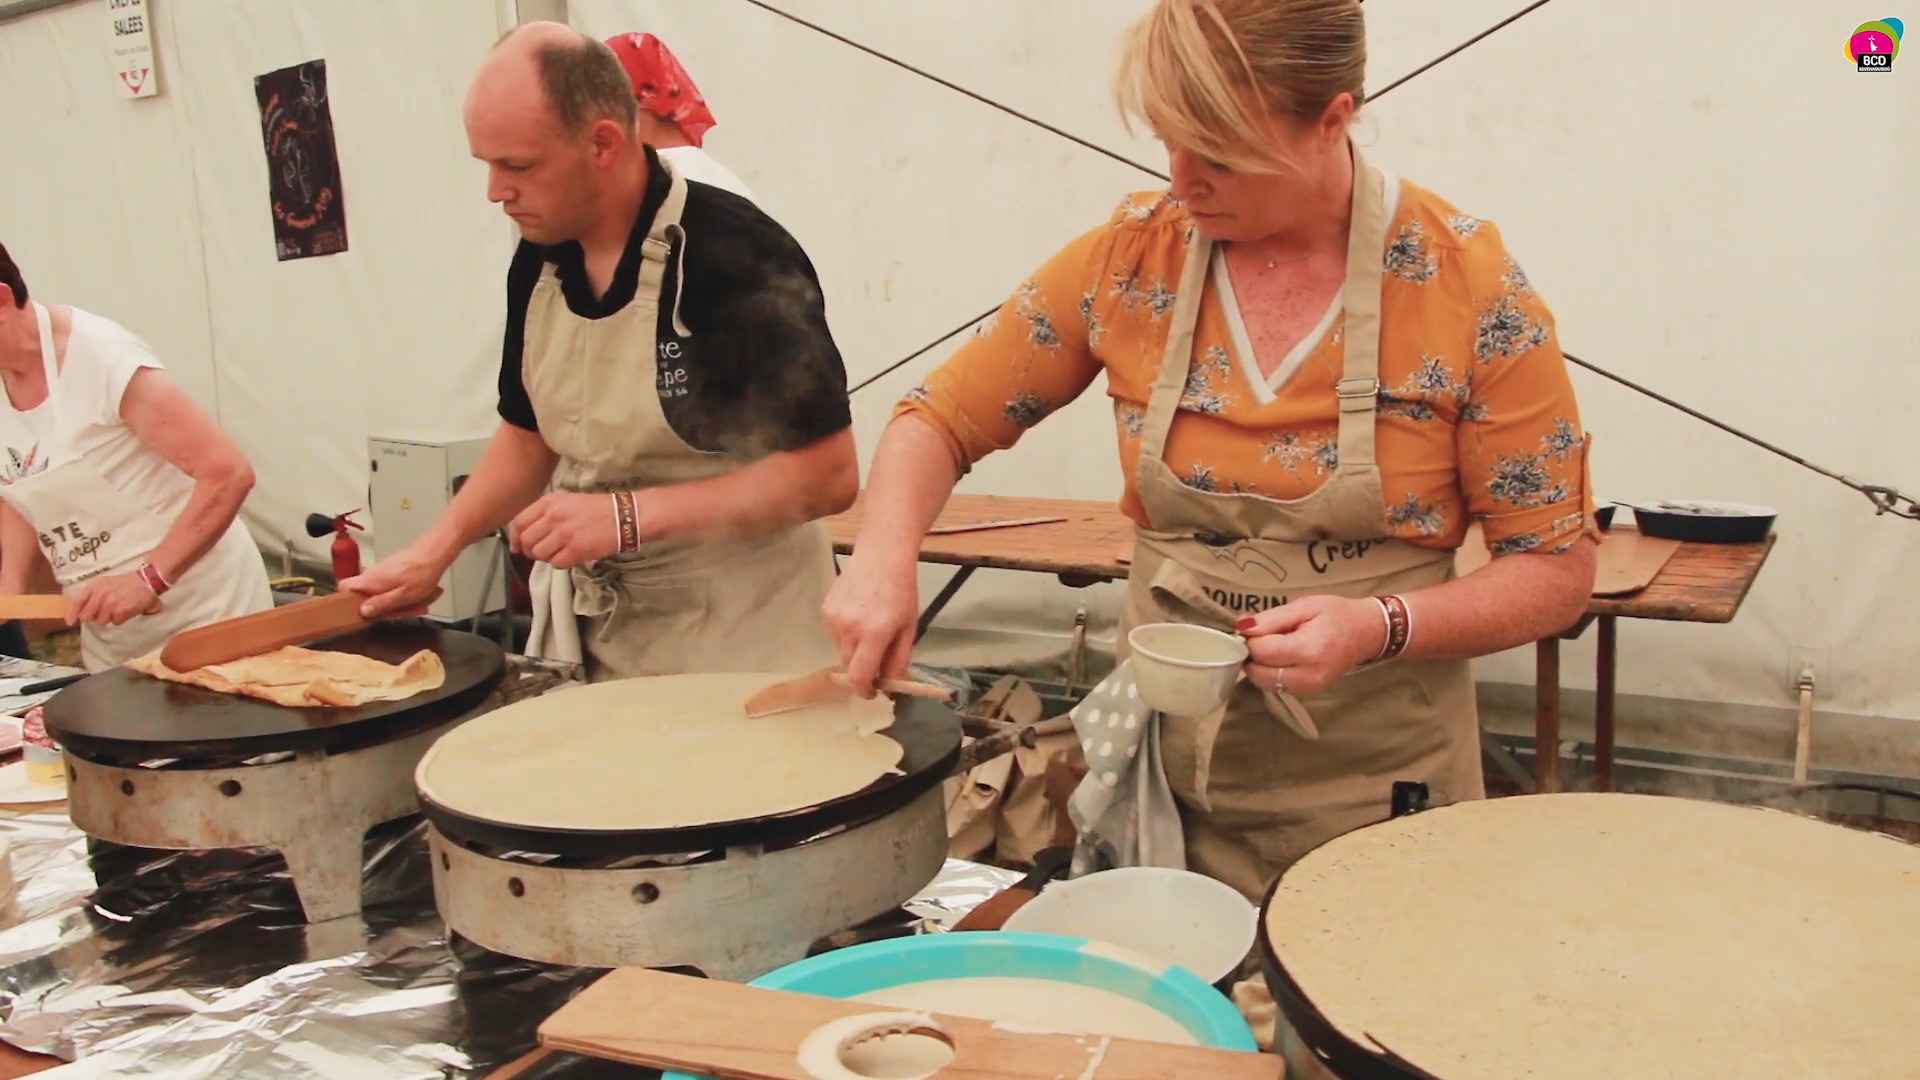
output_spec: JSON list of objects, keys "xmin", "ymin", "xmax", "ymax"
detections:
[{"xmin": 496, "ymin": 147, "xmax": 851, "ymax": 458}]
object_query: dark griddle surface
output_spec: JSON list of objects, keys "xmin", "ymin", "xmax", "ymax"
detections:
[{"xmin": 44, "ymin": 623, "xmax": 506, "ymax": 762}]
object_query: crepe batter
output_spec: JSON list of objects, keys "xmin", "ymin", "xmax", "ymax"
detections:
[
  {"xmin": 1265, "ymin": 792, "xmax": 1920, "ymax": 1079},
  {"xmin": 126, "ymin": 646, "xmax": 445, "ymax": 709},
  {"xmin": 415, "ymin": 673, "xmax": 902, "ymax": 832}
]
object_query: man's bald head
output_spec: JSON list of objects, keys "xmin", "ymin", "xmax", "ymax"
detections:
[
  {"xmin": 480, "ymin": 21, "xmax": 636, "ymax": 134},
  {"xmin": 466, "ymin": 21, "xmax": 646, "ymax": 246}
]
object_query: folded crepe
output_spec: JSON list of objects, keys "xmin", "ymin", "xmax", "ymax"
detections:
[{"xmin": 125, "ymin": 646, "xmax": 445, "ymax": 709}]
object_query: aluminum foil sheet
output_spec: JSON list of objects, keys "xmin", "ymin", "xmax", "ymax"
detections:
[{"xmin": 0, "ymin": 805, "xmax": 1022, "ymax": 1078}]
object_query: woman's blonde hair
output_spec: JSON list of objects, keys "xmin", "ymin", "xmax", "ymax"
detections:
[{"xmin": 1115, "ymin": 0, "xmax": 1365, "ymax": 174}]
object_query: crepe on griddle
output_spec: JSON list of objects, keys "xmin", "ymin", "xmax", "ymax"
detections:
[{"xmin": 125, "ymin": 646, "xmax": 445, "ymax": 709}]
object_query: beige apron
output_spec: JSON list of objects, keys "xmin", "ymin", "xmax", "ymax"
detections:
[
  {"xmin": 517, "ymin": 161, "xmax": 839, "ymax": 681},
  {"xmin": 1120, "ymin": 141, "xmax": 1484, "ymax": 903}
]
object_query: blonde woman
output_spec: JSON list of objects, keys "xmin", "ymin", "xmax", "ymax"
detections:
[{"xmin": 826, "ymin": 0, "xmax": 1597, "ymax": 900}]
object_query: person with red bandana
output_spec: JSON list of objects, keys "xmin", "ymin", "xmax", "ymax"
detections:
[{"xmin": 604, "ymin": 31, "xmax": 756, "ymax": 202}]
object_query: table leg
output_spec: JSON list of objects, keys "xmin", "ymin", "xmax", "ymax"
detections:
[
  {"xmin": 1535, "ymin": 638, "xmax": 1561, "ymax": 793},
  {"xmin": 915, "ymin": 566, "xmax": 977, "ymax": 641},
  {"xmin": 1594, "ymin": 615, "xmax": 1617, "ymax": 792}
]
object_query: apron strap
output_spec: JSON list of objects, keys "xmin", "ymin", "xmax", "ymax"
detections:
[
  {"xmin": 1135, "ymin": 138, "xmax": 1392, "ymax": 491},
  {"xmin": 1134, "ymin": 223, "xmax": 1214, "ymax": 477},
  {"xmin": 32, "ymin": 302, "xmax": 58, "ymax": 386},
  {"xmin": 1333, "ymin": 141, "xmax": 1389, "ymax": 470},
  {"xmin": 637, "ymin": 158, "xmax": 694, "ymax": 338}
]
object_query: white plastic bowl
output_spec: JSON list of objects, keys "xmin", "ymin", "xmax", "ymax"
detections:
[{"xmin": 1002, "ymin": 866, "xmax": 1258, "ymax": 986}]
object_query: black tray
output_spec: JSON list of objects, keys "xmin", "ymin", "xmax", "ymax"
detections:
[{"xmin": 1624, "ymin": 500, "xmax": 1775, "ymax": 544}]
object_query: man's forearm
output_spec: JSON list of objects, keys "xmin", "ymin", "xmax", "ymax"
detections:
[
  {"xmin": 1399, "ymin": 536, "xmax": 1597, "ymax": 660},
  {"xmin": 634, "ymin": 429, "xmax": 859, "ymax": 544},
  {"xmin": 420, "ymin": 421, "xmax": 558, "ymax": 562}
]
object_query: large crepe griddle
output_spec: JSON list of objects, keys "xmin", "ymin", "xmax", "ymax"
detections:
[
  {"xmin": 44, "ymin": 622, "xmax": 506, "ymax": 762},
  {"xmin": 420, "ymin": 692, "xmax": 961, "ymax": 858}
]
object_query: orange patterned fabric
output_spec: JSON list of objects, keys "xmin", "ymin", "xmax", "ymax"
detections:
[{"xmin": 896, "ymin": 179, "xmax": 1597, "ymax": 557}]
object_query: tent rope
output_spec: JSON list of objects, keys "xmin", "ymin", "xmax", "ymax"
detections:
[{"xmin": 738, "ymin": 0, "xmax": 1920, "ymax": 522}]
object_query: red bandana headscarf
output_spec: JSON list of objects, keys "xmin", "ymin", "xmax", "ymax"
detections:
[{"xmin": 604, "ymin": 32, "xmax": 716, "ymax": 147}]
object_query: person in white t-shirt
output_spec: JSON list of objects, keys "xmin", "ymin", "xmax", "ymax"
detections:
[
  {"xmin": 604, "ymin": 31, "xmax": 758, "ymax": 202},
  {"xmin": 0, "ymin": 242, "xmax": 273, "ymax": 670}
]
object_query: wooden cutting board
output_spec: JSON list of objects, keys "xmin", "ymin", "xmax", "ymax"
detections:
[
  {"xmin": 538, "ymin": 967, "xmax": 1282, "ymax": 1080},
  {"xmin": 1456, "ymin": 522, "xmax": 1678, "ymax": 597}
]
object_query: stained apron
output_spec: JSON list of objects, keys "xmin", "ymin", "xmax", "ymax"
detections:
[{"xmin": 517, "ymin": 159, "xmax": 839, "ymax": 680}]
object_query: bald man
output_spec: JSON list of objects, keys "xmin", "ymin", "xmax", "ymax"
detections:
[{"xmin": 345, "ymin": 24, "xmax": 857, "ymax": 680}]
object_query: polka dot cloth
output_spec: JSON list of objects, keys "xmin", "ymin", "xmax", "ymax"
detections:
[
  {"xmin": 1072, "ymin": 672, "xmax": 1150, "ymax": 789},
  {"xmin": 1066, "ymin": 660, "xmax": 1187, "ymax": 877}
]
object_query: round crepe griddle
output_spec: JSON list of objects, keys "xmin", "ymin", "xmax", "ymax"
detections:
[
  {"xmin": 44, "ymin": 623, "xmax": 506, "ymax": 763},
  {"xmin": 1256, "ymin": 793, "xmax": 1920, "ymax": 1080},
  {"xmin": 420, "ymin": 691, "xmax": 962, "ymax": 858}
]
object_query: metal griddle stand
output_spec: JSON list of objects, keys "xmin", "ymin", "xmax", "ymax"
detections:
[
  {"xmin": 422, "ymin": 695, "xmax": 963, "ymax": 982},
  {"xmin": 43, "ymin": 626, "xmax": 509, "ymax": 925}
]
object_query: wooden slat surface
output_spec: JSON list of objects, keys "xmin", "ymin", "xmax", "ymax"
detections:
[
  {"xmin": 826, "ymin": 493, "xmax": 1776, "ymax": 625},
  {"xmin": 1585, "ymin": 527, "xmax": 1776, "ymax": 623},
  {"xmin": 828, "ymin": 494, "xmax": 1131, "ymax": 580}
]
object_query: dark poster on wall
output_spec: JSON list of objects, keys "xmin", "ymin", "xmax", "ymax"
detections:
[{"xmin": 254, "ymin": 59, "xmax": 348, "ymax": 261}]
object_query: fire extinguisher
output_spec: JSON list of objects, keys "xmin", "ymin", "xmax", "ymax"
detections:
[{"xmin": 304, "ymin": 510, "xmax": 366, "ymax": 583}]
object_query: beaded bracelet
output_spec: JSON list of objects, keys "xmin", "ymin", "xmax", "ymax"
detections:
[
  {"xmin": 611, "ymin": 491, "xmax": 640, "ymax": 554},
  {"xmin": 1373, "ymin": 594, "xmax": 1411, "ymax": 661},
  {"xmin": 136, "ymin": 561, "xmax": 170, "ymax": 597}
]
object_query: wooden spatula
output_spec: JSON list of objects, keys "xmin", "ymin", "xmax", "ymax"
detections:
[
  {"xmin": 538, "ymin": 967, "xmax": 1282, "ymax": 1080},
  {"xmin": 0, "ymin": 595, "xmax": 70, "ymax": 621},
  {"xmin": 743, "ymin": 667, "xmax": 952, "ymax": 718},
  {"xmin": 157, "ymin": 589, "xmax": 437, "ymax": 671}
]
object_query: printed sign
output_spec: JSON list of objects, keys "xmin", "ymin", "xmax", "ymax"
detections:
[{"xmin": 106, "ymin": 0, "xmax": 157, "ymax": 98}]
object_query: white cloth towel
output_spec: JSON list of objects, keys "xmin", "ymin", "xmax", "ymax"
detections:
[
  {"xmin": 523, "ymin": 560, "xmax": 583, "ymax": 665},
  {"xmin": 1066, "ymin": 659, "xmax": 1186, "ymax": 877}
]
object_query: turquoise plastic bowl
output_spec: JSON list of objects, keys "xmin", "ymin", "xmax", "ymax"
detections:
[{"xmin": 661, "ymin": 930, "xmax": 1258, "ymax": 1079}]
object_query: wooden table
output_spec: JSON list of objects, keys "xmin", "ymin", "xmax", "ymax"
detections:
[
  {"xmin": 827, "ymin": 493, "xmax": 1776, "ymax": 792},
  {"xmin": 1533, "ymin": 529, "xmax": 1776, "ymax": 793}
]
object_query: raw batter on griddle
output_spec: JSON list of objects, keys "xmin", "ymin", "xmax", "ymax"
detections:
[{"xmin": 415, "ymin": 673, "xmax": 902, "ymax": 832}]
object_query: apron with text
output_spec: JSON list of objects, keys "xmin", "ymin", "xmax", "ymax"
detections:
[
  {"xmin": 518, "ymin": 162, "xmax": 839, "ymax": 681},
  {"xmin": 1122, "ymin": 142, "xmax": 1485, "ymax": 903},
  {"xmin": 0, "ymin": 303, "xmax": 270, "ymax": 671}
]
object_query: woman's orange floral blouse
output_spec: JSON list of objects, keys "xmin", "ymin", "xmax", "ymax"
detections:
[{"xmin": 895, "ymin": 176, "xmax": 1597, "ymax": 557}]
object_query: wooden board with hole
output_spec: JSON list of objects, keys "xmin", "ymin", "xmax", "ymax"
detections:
[{"xmin": 537, "ymin": 967, "xmax": 1281, "ymax": 1080}]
